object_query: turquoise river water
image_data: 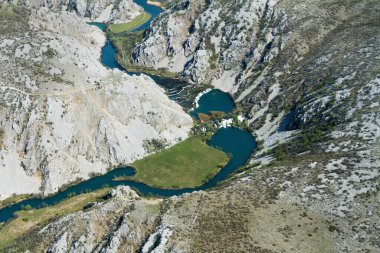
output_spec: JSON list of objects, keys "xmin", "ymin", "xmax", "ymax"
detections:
[{"xmin": 0, "ymin": 0, "xmax": 256, "ymax": 223}]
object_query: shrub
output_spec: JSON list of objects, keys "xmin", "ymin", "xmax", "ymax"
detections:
[
  {"xmin": 42, "ymin": 48, "xmax": 56, "ymax": 59},
  {"xmin": 21, "ymin": 204, "xmax": 33, "ymax": 211}
]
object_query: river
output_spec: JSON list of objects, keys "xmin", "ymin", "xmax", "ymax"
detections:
[{"xmin": 0, "ymin": 1, "xmax": 256, "ymax": 223}]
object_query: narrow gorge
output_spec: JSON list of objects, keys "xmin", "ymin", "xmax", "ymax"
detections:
[{"xmin": 0, "ymin": 0, "xmax": 379, "ymax": 252}]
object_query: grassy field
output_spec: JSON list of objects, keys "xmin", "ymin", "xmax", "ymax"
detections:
[
  {"xmin": 0, "ymin": 188, "xmax": 110, "ymax": 250},
  {"xmin": 114, "ymin": 137, "xmax": 229, "ymax": 188},
  {"xmin": 108, "ymin": 12, "xmax": 151, "ymax": 33},
  {"xmin": 0, "ymin": 194, "xmax": 32, "ymax": 208}
]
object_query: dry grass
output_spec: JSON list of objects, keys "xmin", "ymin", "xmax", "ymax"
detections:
[{"xmin": 0, "ymin": 188, "xmax": 110, "ymax": 250}]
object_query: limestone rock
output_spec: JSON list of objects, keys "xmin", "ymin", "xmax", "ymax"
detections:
[
  {"xmin": 7, "ymin": 0, "xmax": 143, "ymax": 23},
  {"xmin": 0, "ymin": 7, "xmax": 192, "ymax": 199}
]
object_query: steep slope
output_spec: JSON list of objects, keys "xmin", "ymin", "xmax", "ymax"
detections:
[
  {"xmin": 132, "ymin": 0, "xmax": 284, "ymax": 91},
  {"xmin": 131, "ymin": 0, "xmax": 379, "ymax": 139},
  {"xmin": 129, "ymin": 0, "xmax": 380, "ymax": 167},
  {"xmin": 6, "ymin": 0, "xmax": 143, "ymax": 23},
  {"xmin": 0, "ymin": 4, "xmax": 192, "ymax": 199},
  {"xmin": 1, "ymin": 0, "xmax": 379, "ymax": 252}
]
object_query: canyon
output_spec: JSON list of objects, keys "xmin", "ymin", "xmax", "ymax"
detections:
[
  {"xmin": 0, "ymin": 0, "xmax": 379, "ymax": 252},
  {"xmin": 0, "ymin": 3, "xmax": 192, "ymax": 200}
]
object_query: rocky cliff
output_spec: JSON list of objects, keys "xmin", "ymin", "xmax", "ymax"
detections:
[
  {"xmin": 1, "ymin": 0, "xmax": 379, "ymax": 252},
  {"xmin": 40, "ymin": 187, "xmax": 162, "ymax": 253},
  {"xmin": 132, "ymin": 0, "xmax": 284, "ymax": 92},
  {"xmin": 5, "ymin": 0, "xmax": 143, "ymax": 23},
  {"xmin": 0, "ymin": 4, "xmax": 192, "ymax": 199},
  {"xmin": 36, "ymin": 0, "xmax": 380, "ymax": 251},
  {"xmin": 131, "ymin": 0, "xmax": 379, "ymax": 141},
  {"xmin": 130, "ymin": 0, "xmax": 380, "ymax": 169}
]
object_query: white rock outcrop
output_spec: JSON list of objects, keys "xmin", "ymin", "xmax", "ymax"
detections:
[
  {"xmin": 44, "ymin": 186, "xmax": 162, "ymax": 252},
  {"xmin": 0, "ymin": 8, "xmax": 192, "ymax": 200},
  {"xmin": 6, "ymin": 0, "xmax": 143, "ymax": 23},
  {"xmin": 132, "ymin": 0, "xmax": 283, "ymax": 93}
]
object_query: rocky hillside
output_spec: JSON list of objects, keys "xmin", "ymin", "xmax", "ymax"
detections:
[
  {"xmin": 32, "ymin": 0, "xmax": 379, "ymax": 252},
  {"xmin": 0, "ymin": 0, "xmax": 379, "ymax": 252},
  {"xmin": 0, "ymin": 4, "xmax": 192, "ymax": 199},
  {"xmin": 131, "ymin": 0, "xmax": 379, "ymax": 138},
  {"xmin": 6, "ymin": 0, "xmax": 143, "ymax": 23},
  {"xmin": 130, "ymin": 0, "xmax": 380, "ymax": 163},
  {"xmin": 132, "ymin": 0, "xmax": 284, "ymax": 91}
]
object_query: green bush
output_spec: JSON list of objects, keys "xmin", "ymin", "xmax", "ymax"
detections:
[{"xmin": 21, "ymin": 204, "xmax": 33, "ymax": 211}]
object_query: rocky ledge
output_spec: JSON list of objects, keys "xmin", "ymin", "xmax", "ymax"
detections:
[
  {"xmin": 0, "ymin": 4, "xmax": 192, "ymax": 199},
  {"xmin": 7, "ymin": 0, "xmax": 143, "ymax": 23}
]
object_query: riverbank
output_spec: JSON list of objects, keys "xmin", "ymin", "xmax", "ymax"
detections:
[
  {"xmin": 0, "ymin": 188, "xmax": 110, "ymax": 251},
  {"xmin": 0, "ymin": 4, "xmax": 193, "ymax": 201},
  {"xmin": 102, "ymin": 30, "xmax": 204, "ymax": 108},
  {"xmin": 0, "ymin": 194, "xmax": 31, "ymax": 209},
  {"xmin": 114, "ymin": 137, "xmax": 229, "ymax": 189},
  {"xmin": 108, "ymin": 31, "xmax": 180, "ymax": 78},
  {"xmin": 0, "ymin": 0, "xmax": 258, "ymax": 228},
  {"xmin": 193, "ymin": 88, "xmax": 212, "ymax": 108},
  {"xmin": 108, "ymin": 12, "xmax": 151, "ymax": 33},
  {"xmin": 147, "ymin": 0, "xmax": 162, "ymax": 8}
]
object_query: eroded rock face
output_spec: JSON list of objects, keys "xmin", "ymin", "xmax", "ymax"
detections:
[
  {"xmin": 0, "ymin": 6, "xmax": 192, "ymax": 199},
  {"xmin": 6, "ymin": 0, "xmax": 143, "ymax": 23},
  {"xmin": 42, "ymin": 186, "xmax": 162, "ymax": 253},
  {"xmin": 27, "ymin": 0, "xmax": 379, "ymax": 252},
  {"xmin": 1, "ymin": 0, "xmax": 380, "ymax": 252},
  {"xmin": 20, "ymin": 154, "xmax": 380, "ymax": 252},
  {"xmin": 131, "ymin": 0, "xmax": 380, "ymax": 156},
  {"xmin": 132, "ymin": 0, "xmax": 284, "ymax": 93}
]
